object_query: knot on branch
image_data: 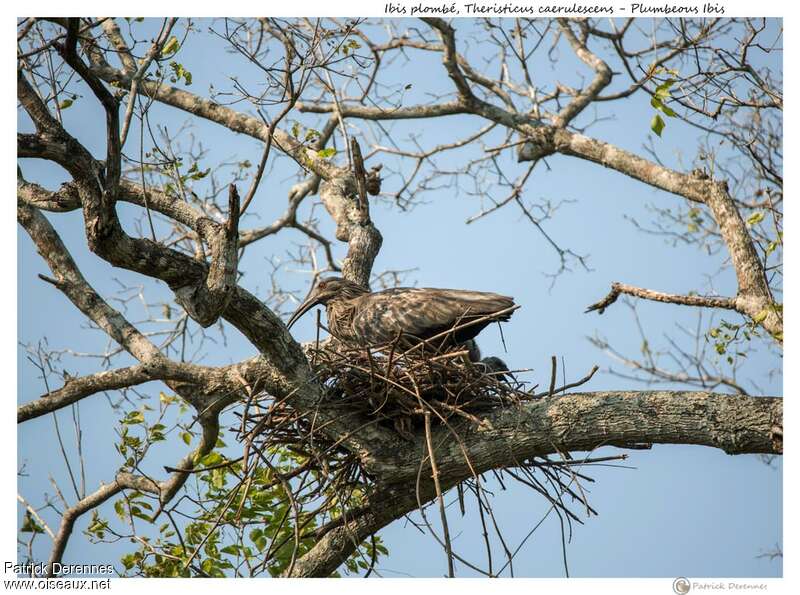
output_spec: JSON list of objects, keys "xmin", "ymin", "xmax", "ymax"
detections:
[
  {"xmin": 320, "ymin": 176, "xmax": 358, "ymax": 242},
  {"xmin": 366, "ymin": 164, "xmax": 382, "ymax": 196},
  {"xmin": 516, "ymin": 128, "xmax": 557, "ymax": 162}
]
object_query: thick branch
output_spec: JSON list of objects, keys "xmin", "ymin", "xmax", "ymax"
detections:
[
  {"xmin": 520, "ymin": 127, "xmax": 712, "ymax": 202},
  {"xmin": 517, "ymin": 128, "xmax": 782, "ymax": 340},
  {"xmin": 88, "ymin": 62, "xmax": 341, "ymax": 182},
  {"xmin": 421, "ymin": 18, "xmax": 474, "ymax": 103},
  {"xmin": 288, "ymin": 389, "xmax": 782, "ymax": 576},
  {"xmin": 18, "ymin": 365, "xmax": 154, "ymax": 423},
  {"xmin": 18, "ymin": 199, "xmax": 164, "ymax": 363},
  {"xmin": 396, "ymin": 21, "xmax": 779, "ymax": 341},
  {"xmin": 381, "ymin": 390, "xmax": 783, "ymax": 483},
  {"xmin": 297, "ymin": 100, "xmax": 465, "ymax": 120},
  {"xmin": 318, "ymin": 176, "xmax": 382, "ymax": 288},
  {"xmin": 175, "ymin": 184, "xmax": 241, "ymax": 327},
  {"xmin": 46, "ymin": 478, "xmax": 123, "ymax": 576},
  {"xmin": 19, "ymin": 135, "xmax": 392, "ymax": 463}
]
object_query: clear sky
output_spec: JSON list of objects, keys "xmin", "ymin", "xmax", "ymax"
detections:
[{"xmin": 17, "ymin": 16, "xmax": 782, "ymax": 578}]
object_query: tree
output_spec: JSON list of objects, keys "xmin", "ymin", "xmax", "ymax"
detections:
[{"xmin": 17, "ymin": 17, "xmax": 782, "ymax": 578}]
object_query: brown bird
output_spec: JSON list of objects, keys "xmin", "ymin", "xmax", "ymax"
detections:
[{"xmin": 286, "ymin": 277, "xmax": 516, "ymax": 353}]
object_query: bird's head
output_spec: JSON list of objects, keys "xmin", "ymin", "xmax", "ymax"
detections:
[{"xmin": 286, "ymin": 277, "xmax": 368, "ymax": 329}]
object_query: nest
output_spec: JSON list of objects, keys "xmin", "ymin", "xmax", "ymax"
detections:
[
  {"xmin": 231, "ymin": 340, "xmax": 614, "ymax": 575},
  {"xmin": 307, "ymin": 342, "xmax": 535, "ymax": 439},
  {"xmin": 236, "ymin": 340, "xmax": 537, "ymax": 488}
]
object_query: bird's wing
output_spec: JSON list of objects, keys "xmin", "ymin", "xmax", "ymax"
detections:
[{"xmin": 351, "ymin": 288, "xmax": 515, "ymax": 346}]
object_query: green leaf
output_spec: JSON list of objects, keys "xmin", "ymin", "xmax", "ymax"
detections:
[
  {"xmin": 190, "ymin": 168, "xmax": 210, "ymax": 180},
  {"xmin": 342, "ymin": 39, "xmax": 361, "ymax": 56},
  {"xmin": 21, "ymin": 512, "xmax": 44, "ymax": 533},
  {"xmin": 660, "ymin": 103, "xmax": 676, "ymax": 117},
  {"xmin": 161, "ymin": 36, "xmax": 180, "ymax": 57},
  {"xmin": 654, "ymin": 78, "xmax": 676, "ymax": 100},
  {"xmin": 181, "ymin": 431, "xmax": 192, "ymax": 445},
  {"xmin": 125, "ymin": 410, "xmax": 145, "ymax": 425},
  {"xmin": 650, "ymin": 114, "xmax": 665, "ymax": 137},
  {"xmin": 121, "ymin": 553, "xmax": 137, "ymax": 570},
  {"xmin": 747, "ymin": 211, "xmax": 765, "ymax": 226},
  {"xmin": 752, "ymin": 309, "xmax": 769, "ymax": 324},
  {"xmin": 169, "ymin": 61, "xmax": 192, "ymax": 86},
  {"xmin": 651, "ymin": 96, "xmax": 676, "ymax": 118},
  {"xmin": 200, "ymin": 451, "xmax": 223, "ymax": 466},
  {"xmin": 317, "ymin": 147, "xmax": 336, "ymax": 159}
]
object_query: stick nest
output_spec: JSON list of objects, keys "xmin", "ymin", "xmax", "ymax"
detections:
[{"xmin": 305, "ymin": 343, "xmax": 535, "ymax": 439}]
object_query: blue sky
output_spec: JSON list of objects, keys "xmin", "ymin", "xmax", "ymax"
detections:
[{"xmin": 17, "ymin": 17, "xmax": 782, "ymax": 577}]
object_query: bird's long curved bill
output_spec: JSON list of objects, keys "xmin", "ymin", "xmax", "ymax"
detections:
[{"xmin": 286, "ymin": 291, "xmax": 321, "ymax": 330}]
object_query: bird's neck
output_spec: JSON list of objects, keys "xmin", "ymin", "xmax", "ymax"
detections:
[
  {"xmin": 326, "ymin": 300, "xmax": 356, "ymax": 340},
  {"xmin": 330, "ymin": 282, "xmax": 370, "ymax": 303}
]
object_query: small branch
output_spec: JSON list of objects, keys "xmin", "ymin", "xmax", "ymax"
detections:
[
  {"xmin": 533, "ymin": 365, "xmax": 600, "ymax": 399},
  {"xmin": 424, "ymin": 411, "xmax": 455, "ymax": 577},
  {"xmin": 552, "ymin": 19, "xmax": 612, "ymax": 127},
  {"xmin": 586, "ymin": 282, "xmax": 737, "ymax": 315},
  {"xmin": 240, "ymin": 36, "xmax": 302, "ymax": 216},
  {"xmin": 118, "ymin": 18, "xmax": 178, "ymax": 148},
  {"xmin": 548, "ymin": 356, "xmax": 557, "ymax": 397}
]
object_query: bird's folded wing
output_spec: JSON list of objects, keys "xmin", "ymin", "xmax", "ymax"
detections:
[{"xmin": 350, "ymin": 288, "xmax": 515, "ymax": 346}]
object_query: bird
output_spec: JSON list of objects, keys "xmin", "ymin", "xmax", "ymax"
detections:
[{"xmin": 286, "ymin": 276, "xmax": 516, "ymax": 355}]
